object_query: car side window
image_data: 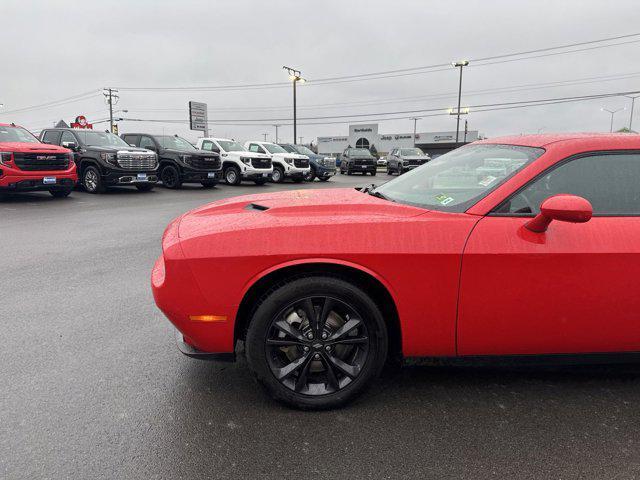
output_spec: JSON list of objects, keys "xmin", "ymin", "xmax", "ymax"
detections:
[
  {"xmin": 123, "ymin": 135, "xmax": 140, "ymax": 147},
  {"xmin": 248, "ymin": 144, "xmax": 259, "ymax": 153},
  {"xmin": 201, "ymin": 140, "xmax": 212, "ymax": 151},
  {"xmin": 41, "ymin": 130, "xmax": 61, "ymax": 145},
  {"xmin": 498, "ymin": 153, "xmax": 640, "ymax": 216},
  {"xmin": 60, "ymin": 130, "xmax": 76, "ymax": 146},
  {"xmin": 139, "ymin": 136, "xmax": 155, "ymax": 149}
]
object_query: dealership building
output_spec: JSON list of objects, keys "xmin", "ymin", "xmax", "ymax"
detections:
[{"xmin": 316, "ymin": 123, "xmax": 479, "ymax": 158}]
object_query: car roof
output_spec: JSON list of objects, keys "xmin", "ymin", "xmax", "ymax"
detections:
[
  {"xmin": 477, "ymin": 133, "xmax": 640, "ymax": 148},
  {"xmin": 0, "ymin": 123, "xmax": 26, "ymax": 128}
]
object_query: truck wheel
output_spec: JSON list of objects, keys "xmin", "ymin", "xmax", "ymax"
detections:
[
  {"xmin": 201, "ymin": 180, "xmax": 218, "ymax": 188},
  {"xmin": 49, "ymin": 188, "xmax": 72, "ymax": 198},
  {"xmin": 161, "ymin": 165, "xmax": 182, "ymax": 189},
  {"xmin": 271, "ymin": 166, "xmax": 284, "ymax": 183},
  {"xmin": 224, "ymin": 166, "xmax": 242, "ymax": 185},
  {"xmin": 136, "ymin": 184, "xmax": 155, "ymax": 192},
  {"xmin": 83, "ymin": 166, "xmax": 105, "ymax": 194},
  {"xmin": 304, "ymin": 168, "xmax": 316, "ymax": 182},
  {"xmin": 254, "ymin": 178, "xmax": 267, "ymax": 185},
  {"xmin": 245, "ymin": 276, "xmax": 388, "ymax": 410}
]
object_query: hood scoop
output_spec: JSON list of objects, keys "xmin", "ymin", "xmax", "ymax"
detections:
[{"xmin": 245, "ymin": 203, "xmax": 270, "ymax": 211}]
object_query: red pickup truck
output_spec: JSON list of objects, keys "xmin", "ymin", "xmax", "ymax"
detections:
[{"xmin": 0, "ymin": 123, "xmax": 77, "ymax": 197}]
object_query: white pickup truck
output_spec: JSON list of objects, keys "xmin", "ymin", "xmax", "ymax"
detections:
[
  {"xmin": 196, "ymin": 137, "xmax": 273, "ymax": 185},
  {"xmin": 243, "ymin": 141, "xmax": 310, "ymax": 183}
]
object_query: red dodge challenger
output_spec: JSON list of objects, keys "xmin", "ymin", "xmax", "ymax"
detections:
[{"xmin": 152, "ymin": 134, "xmax": 640, "ymax": 409}]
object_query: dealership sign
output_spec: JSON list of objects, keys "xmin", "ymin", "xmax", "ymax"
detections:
[
  {"xmin": 189, "ymin": 101, "xmax": 208, "ymax": 132},
  {"xmin": 70, "ymin": 115, "xmax": 92, "ymax": 129}
]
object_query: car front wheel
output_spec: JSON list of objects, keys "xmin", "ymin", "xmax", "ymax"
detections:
[
  {"xmin": 224, "ymin": 166, "xmax": 242, "ymax": 185},
  {"xmin": 246, "ymin": 276, "xmax": 388, "ymax": 410},
  {"xmin": 83, "ymin": 166, "xmax": 105, "ymax": 194},
  {"xmin": 304, "ymin": 168, "xmax": 316, "ymax": 182},
  {"xmin": 161, "ymin": 165, "xmax": 182, "ymax": 189},
  {"xmin": 271, "ymin": 166, "xmax": 284, "ymax": 183}
]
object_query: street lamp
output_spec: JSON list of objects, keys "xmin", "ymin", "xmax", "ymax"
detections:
[
  {"xmin": 451, "ymin": 60, "xmax": 469, "ymax": 144},
  {"xmin": 410, "ymin": 117, "xmax": 421, "ymax": 146},
  {"xmin": 283, "ymin": 66, "xmax": 306, "ymax": 144},
  {"xmin": 601, "ymin": 107, "xmax": 626, "ymax": 132},
  {"xmin": 623, "ymin": 95, "xmax": 640, "ymax": 131}
]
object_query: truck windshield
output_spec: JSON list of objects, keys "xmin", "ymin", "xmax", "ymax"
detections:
[
  {"xmin": 156, "ymin": 135, "xmax": 197, "ymax": 151},
  {"xmin": 372, "ymin": 144, "xmax": 544, "ymax": 212},
  {"xmin": 217, "ymin": 140, "xmax": 245, "ymax": 152},
  {"xmin": 400, "ymin": 148, "xmax": 424, "ymax": 156},
  {"xmin": 74, "ymin": 130, "xmax": 130, "ymax": 147},
  {"xmin": 350, "ymin": 149, "xmax": 371, "ymax": 156},
  {"xmin": 0, "ymin": 125, "xmax": 40, "ymax": 143},
  {"xmin": 293, "ymin": 145, "xmax": 315, "ymax": 156},
  {"xmin": 264, "ymin": 143, "xmax": 287, "ymax": 154}
]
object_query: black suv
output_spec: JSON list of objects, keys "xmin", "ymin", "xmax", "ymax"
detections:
[
  {"xmin": 40, "ymin": 128, "xmax": 158, "ymax": 193},
  {"xmin": 339, "ymin": 147, "xmax": 377, "ymax": 175},
  {"xmin": 121, "ymin": 134, "xmax": 222, "ymax": 189}
]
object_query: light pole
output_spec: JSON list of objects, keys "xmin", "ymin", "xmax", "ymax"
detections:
[
  {"xmin": 601, "ymin": 107, "xmax": 626, "ymax": 132},
  {"xmin": 262, "ymin": 133, "xmax": 268, "ymax": 141},
  {"xmin": 451, "ymin": 60, "xmax": 469, "ymax": 144},
  {"xmin": 283, "ymin": 66, "xmax": 306, "ymax": 144},
  {"xmin": 298, "ymin": 136, "xmax": 303, "ymax": 145},
  {"xmin": 272, "ymin": 124, "xmax": 282, "ymax": 143},
  {"xmin": 410, "ymin": 117, "xmax": 421, "ymax": 146},
  {"xmin": 623, "ymin": 95, "xmax": 640, "ymax": 131}
]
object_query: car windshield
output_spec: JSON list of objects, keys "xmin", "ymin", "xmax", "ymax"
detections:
[
  {"xmin": 350, "ymin": 148, "xmax": 371, "ymax": 156},
  {"xmin": 264, "ymin": 143, "xmax": 286, "ymax": 154},
  {"xmin": 400, "ymin": 148, "xmax": 424, "ymax": 156},
  {"xmin": 157, "ymin": 135, "xmax": 197, "ymax": 151},
  {"xmin": 279, "ymin": 144, "xmax": 296, "ymax": 153},
  {"xmin": 217, "ymin": 140, "xmax": 245, "ymax": 152},
  {"xmin": 0, "ymin": 125, "xmax": 40, "ymax": 143},
  {"xmin": 293, "ymin": 145, "xmax": 315, "ymax": 156},
  {"xmin": 373, "ymin": 144, "xmax": 544, "ymax": 212},
  {"xmin": 74, "ymin": 130, "xmax": 130, "ymax": 147}
]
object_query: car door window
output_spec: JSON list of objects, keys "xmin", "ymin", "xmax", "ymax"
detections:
[
  {"xmin": 123, "ymin": 135, "xmax": 140, "ymax": 147},
  {"xmin": 201, "ymin": 140, "xmax": 213, "ymax": 151},
  {"xmin": 139, "ymin": 136, "xmax": 155, "ymax": 150},
  {"xmin": 41, "ymin": 130, "xmax": 61, "ymax": 145},
  {"xmin": 60, "ymin": 130, "xmax": 76, "ymax": 146},
  {"xmin": 499, "ymin": 153, "xmax": 640, "ymax": 216}
]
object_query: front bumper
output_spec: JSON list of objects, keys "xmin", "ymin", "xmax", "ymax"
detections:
[
  {"xmin": 181, "ymin": 169, "xmax": 222, "ymax": 182},
  {"xmin": 242, "ymin": 169, "xmax": 272, "ymax": 180},
  {"xmin": 103, "ymin": 170, "xmax": 159, "ymax": 185},
  {"xmin": 315, "ymin": 165, "xmax": 337, "ymax": 178},
  {"xmin": 348, "ymin": 165, "xmax": 376, "ymax": 173},
  {"xmin": 0, "ymin": 169, "xmax": 77, "ymax": 192}
]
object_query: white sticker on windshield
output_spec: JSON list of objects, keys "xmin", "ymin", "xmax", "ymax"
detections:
[
  {"xmin": 478, "ymin": 175, "xmax": 497, "ymax": 187},
  {"xmin": 435, "ymin": 194, "xmax": 455, "ymax": 206}
]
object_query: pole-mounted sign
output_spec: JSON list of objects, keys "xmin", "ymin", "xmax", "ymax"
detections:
[{"xmin": 189, "ymin": 101, "xmax": 208, "ymax": 136}]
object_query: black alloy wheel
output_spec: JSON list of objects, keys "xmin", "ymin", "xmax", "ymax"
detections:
[
  {"xmin": 161, "ymin": 165, "xmax": 182, "ymax": 189},
  {"xmin": 246, "ymin": 276, "xmax": 387, "ymax": 409}
]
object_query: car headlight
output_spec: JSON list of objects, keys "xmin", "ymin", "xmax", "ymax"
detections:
[
  {"xmin": 180, "ymin": 155, "xmax": 192, "ymax": 165},
  {"xmin": 240, "ymin": 157, "xmax": 252, "ymax": 165},
  {"xmin": 0, "ymin": 152, "xmax": 13, "ymax": 166},
  {"xmin": 285, "ymin": 157, "xmax": 294, "ymax": 165},
  {"xmin": 100, "ymin": 152, "xmax": 118, "ymax": 165}
]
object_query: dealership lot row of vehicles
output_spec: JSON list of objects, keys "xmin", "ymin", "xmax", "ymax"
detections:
[{"xmin": 0, "ymin": 123, "xmax": 432, "ymax": 198}]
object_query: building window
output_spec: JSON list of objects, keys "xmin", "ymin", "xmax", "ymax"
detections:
[{"xmin": 355, "ymin": 138, "xmax": 370, "ymax": 149}]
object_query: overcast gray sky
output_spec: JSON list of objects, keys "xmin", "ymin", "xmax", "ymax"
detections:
[{"xmin": 2, "ymin": 0, "xmax": 639, "ymax": 143}]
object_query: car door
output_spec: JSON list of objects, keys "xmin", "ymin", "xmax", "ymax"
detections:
[
  {"xmin": 41, "ymin": 130, "xmax": 61, "ymax": 146},
  {"xmin": 458, "ymin": 151, "xmax": 640, "ymax": 356}
]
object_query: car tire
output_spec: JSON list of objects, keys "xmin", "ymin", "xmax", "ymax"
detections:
[
  {"xmin": 135, "ymin": 184, "xmax": 155, "ymax": 192},
  {"xmin": 254, "ymin": 178, "xmax": 267, "ymax": 185},
  {"xmin": 83, "ymin": 165, "xmax": 105, "ymax": 194},
  {"xmin": 304, "ymin": 168, "xmax": 316, "ymax": 182},
  {"xmin": 161, "ymin": 165, "xmax": 182, "ymax": 189},
  {"xmin": 271, "ymin": 166, "xmax": 285, "ymax": 183},
  {"xmin": 49, "ymin": 188, "xmax": 72, "ymax": 198},
  {"xmin": 245, "ymin": 276, "xmax": 388, "ymax": 410},
  {"xmin": 224, "ymin": 166, "xmax": 242, "ymax": 186},
  {"xmin": 201, "ymin": 180, "xmax": 218, "ymax": 188}
]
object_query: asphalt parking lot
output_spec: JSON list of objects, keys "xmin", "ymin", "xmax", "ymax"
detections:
[{"xmin": 3, "ymin": 173, "xmax": 640, "ymax": 480}]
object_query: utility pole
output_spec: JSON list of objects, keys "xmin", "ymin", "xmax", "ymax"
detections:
[
  {"xmin": 410, "ymin": 117, "xmax": 421, "ymax": 146},
  {"xmin": 464, "ymin": 119, "xmax": 468, "ymax": 143},
  {"xmin": 262, "ymin": 133, "xmax": 268, "ymax": 141},
  {"xmin": 298, "ymin": 136, "xmax": 303, "ymax": 145},
  {"xmin": 601, "ymin": 107, "xmax": 625, "ymax": 132},
  {"xmin": 283, "ymin": 66, "xmax": 306, "ymax": 144},
  {"xmin": 273, "ymin": 124, "xmax": 282, "ymax": 143},
  {"xmin": 451, "ymin": 61, "xmax": 469, "ymax": 144},
  {"xmin": 624, "ymin": 95, "xmax": 640, "ymax": 131},
  {"xmin": 103, "ymin": 88, "xmax": 119, "ymax": 133}
]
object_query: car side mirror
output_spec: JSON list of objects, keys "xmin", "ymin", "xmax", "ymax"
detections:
[
  {"xmin": 62, "ymin": 141, "xmax": 77, "ymax": 151},
  {"xmin": 525, "ymin": 194, "xmax": 592, "ymax": 233}
]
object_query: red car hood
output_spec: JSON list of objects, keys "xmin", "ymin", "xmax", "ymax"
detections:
[
  {"xmin": 0, "ymin": 142, "xmax": 69, "ymax": 153},
  {"xmin": 178, "ymin": 188, "xmax": 427, "ymax": 240}
]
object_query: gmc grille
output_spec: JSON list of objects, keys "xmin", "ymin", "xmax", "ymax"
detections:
[
  {"xmin": 405, "ymin": 159, "xmax": 422, "ymax": 166},
  {"xmin": 116, "ymin": 153, "xmax": 157, "ymax": 170},
  {"xmin": 188, "ymin": 155, "xmax": 221, "ymax": 170},
  {"xmin": 293, "ymin": 158, "xmax": 309, "ymax": 168},
  {"xmin": 354, "ymin": 159, "xmax": 374, "ymax": 166},
  {"xmin": 251, "ymin": 158, "xmax": 272, "ymax": 169},
  {"xmin": 13, "ymin": 153, "xmax": 69, "ymax": 171}
]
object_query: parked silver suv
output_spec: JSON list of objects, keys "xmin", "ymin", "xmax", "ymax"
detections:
[{"xmin": 386, "ymin": 147, "xmax": 430, "ymax": 175}]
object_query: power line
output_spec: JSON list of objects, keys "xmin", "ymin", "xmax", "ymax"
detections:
[{"xmin": 0, "ymin": 90, "xmax": 100, "ymax": 116}]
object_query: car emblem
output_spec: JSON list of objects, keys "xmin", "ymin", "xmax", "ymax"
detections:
[{"xmin": 312, "ymin": 343, "xmax": 323, "ymax": 350}]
